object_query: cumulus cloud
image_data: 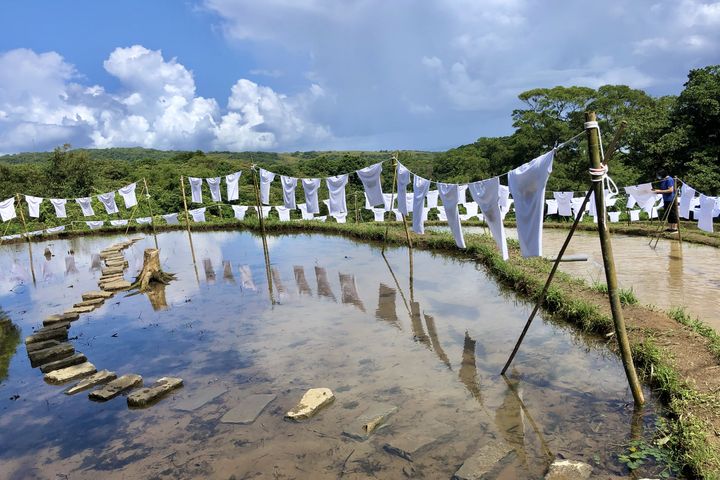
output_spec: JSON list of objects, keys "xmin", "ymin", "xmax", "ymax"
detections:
[{"xmin": 0, "ymin": 45, "xmax": 330, "ymax": 154}]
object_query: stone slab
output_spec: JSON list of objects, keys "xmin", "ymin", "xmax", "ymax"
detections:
[
  {"xmin": 65, "ymin": 305, "xmax": 96, "ymax": 314},
  {"xmin": 221, "ymin": 394, "xmax": 276, "ymax": 424},
  {"xmin": 65, "ymin": 370, "xmax": 117, "ymax": 395},
  {"xmin": 28, "ymin": 343, "xmax": 74, "ymax": 366},
  {"xmin": 89, "ymin": 374, "xmax": 143, "ymax": 401},
  {"xmin": 73, "ymin": 298, "xmax": 105, "ymax": 308},
  {"xmin": 383, "ymin": 423, "xmax": 453, "ymax": 462},
  {"xmin": 43, "ymin": 312, "xmax": 79, "ymax": 326},
  {"xmin": 99, "ymin": 250, "xmax": 122, "ymax": 258},
  {"xmin": 285, "ymin": 388, "xmax": 335, "ymax": 421},
  {"xmin": 172, "ymin": 385, "xmax": 228, "ymax": 411},
  {"xmin": 452, "ymin": 442, "xmax": 515, "ymax": 480},
  {"xmin": 44, "ymin": 362, "xmax": 96, "ymax": 384},
  {"xmin": 544, "ymin": 459, "xmax": 592, "ymax": 480},
  {"xmin": 102, "ymin": 267, "xmax": 125, "ymax": 276},
  {"xmin": 342, "ymin": 402, "xmax": 398, "ymax": 441},
  {"xmin": 39, "ymin": 353, "xmax": 87, "ymax": 373},
  {"xmin": 81, "ymin": 290, "xmax": 114, "ymax": 300},
  {"xmin": 127, "ymin": 377, "xmax": 184, "ymax": 408},
  {"xmin": 25, "ymin": 325, "xmax": 69, "ymax": 344},
  {"xmin": 26, "ymin": 339, "xmax": 61, "ymax": 353},
  {"xmin": 99, "ymin": 274, "xmax": 124, "ymax": 283},
  {"xmin": 102, "ymin": 280, "xmax": 131, "ymax": 291}
]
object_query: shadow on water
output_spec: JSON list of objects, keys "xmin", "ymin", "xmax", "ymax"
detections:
[
  {"xmin": 0, "ymin": 309, "xmax": 21, "ymax": 383},
  {"xmin": 0, "ymin": 230, "xmax": 672, "ymax": 478}
]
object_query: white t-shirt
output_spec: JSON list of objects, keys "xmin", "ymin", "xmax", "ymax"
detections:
[
  {"xmin": 280, "ymin": 176, "xmax": 298, "ymax": 209},
  {"xmin": 98, "ymin": 192, "xmax": 119, "ymax": 214},
  {"xmin": 412, "ymin": 176, "xmax": 430, "ymax": 234},
  {"xmin": 326, "ymin": 174, "xmax": 349, "ymax": 215},
  {"xmin": 25, "ymin": 195, "xmax": 43, "ymax": 218},
  {"xmin": 259, "ymin": 169, "xmax": 275, "ymax": 205},
  {"xmin": 206, "ymin": 177, "xmax": 222, "ymax": 202},
  {"xmin": 231, "ymin": 205, "xmax": 249, "ymax": 221},
  {"xmin": 553, "ymin": 191, "xmax": 574, "ymax": 217},
  {"xmin": 188, "ymin": 177, "xmax": 203, "ymax": 203},
  {"xmin": 225, "ymin": 172, "xmax": 242, "ymax": 202},
  {"xmin": 678, "ymin": 184, "xmax": 696, "ymax": 219},
  {"xmin": 698, "ymin": 194, "xmax": 716, "ymax": 233},
  {"xmin": 438, "ymin": 183, "xmax": 466, "ymax": 248},
  {"xmin": 0, "ymin": 197, "xmax": 17, "ymax": 222},
  {"xmin": 75, "ymin": 197, "xmax": 95, "ymax": 217},
  {"xmin": 50, "ymin": 198, "xmax": 67, "ymax": 218},
  {"xmin": 189, "ymin": 207, "xmax": 207, "ymax": 223},
  {"xmin": 356, "ymin": 162, "xmax": 384, "ymax": 206},
  {"xmin": 301, "ymin": 178, "xmax": 321, "ymax": 214},
  {"xmin": 397, "ymin": 163, "xmax": 411, "ymax": 216},
  {"xmin": 469, "ymin": 177, "xmax": 508, "ymax": 260},
  {"xmin": 118, "ymin": 183, "xmax": 138, "ymax": 208}
]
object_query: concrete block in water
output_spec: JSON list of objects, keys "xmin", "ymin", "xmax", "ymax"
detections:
[
  {"xmin": 102, "ymin": 280, "xmax": 132, "ymax": 291},
  {"xmin": 127, "ymin": 377, "xmax": 184, "ymax": 408},
  {"xmin": 28, "ymin": 342, "xmax": 74, "ymax": 366},
  {"xmin": 89, "ymin": 374, "xmax": 143, "ymax": 401},
  {"xmin": 342, "ymin": 402, "xmax": 397, "ymax": 441},
  {"xmin": 65, "ymin": 370, "xmax": 117, "ymax": 395},
  {"xmin": 383, "ymin": 423, "xmax": 453, "ymax": 462},
  {"xmin": 74, "ymin": 297, "xmax": 105, "ymax": 308},
  {"xmin": 43, "ymin": 312, "xmax": 79, "ymax": 326},
  {"xmin": 25, "ymin": 324, "xmax": 69, "ymax": 345},
  {"xmin": 544, "ymin": 459, "xmax": 592, "ymax": 480},
  {"xmin": 45, "ymin": 362, "xmax": 96, "ymax": 384},
  {"xmin": 81, "ymin": 291, "xmax": 114, "ymax": 300},
  {"xmin": 172, "ymin": 384, "xmax": 227, "ymax": 411},
  {"xmin": 452, "ymin": 442, "xmax": 516, "ymax": 480},
  {"xmin": 26, "ymin": 339, "xmax": 61, "ymax": 353},
  {"xmin": 40, "ymin": 353, "xmax": 87, "ymax": 373},
  {"xmin": 221, "ymin": 394, "xmax": 276, "ymax": 424},
  {"xmin": 285, "ymin": 388, "xmax": 335, "ymax": 421}
]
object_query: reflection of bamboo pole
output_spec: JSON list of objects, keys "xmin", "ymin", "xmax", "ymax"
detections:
[
  {"xmin": 179, "ymin": 176, "xmax": 199, "ymax": 284},
  {"xmin": 251, "ymin": 167, "xmax": 275, "ymax": 305},
  {"xmin": 15, "ymin": 194, "xmax": 36, "ymax": 285},
  {"xmin": 408, "ymin": 248, "xmax": 414, "ymax": 302},
  {"xmin": 143, "ymin": 178, "xmax": 159, "ymax": 249},
  {"xmin": 382, "ymin": 153, "xmax": 399, "ymax": 254},
  {"xmin": 380, "ymin": 251, "xmax": 410, "ymax": 315},
  {"xmin": 501, "ymin": 374, "xmax": 554, "ymax": 461}
]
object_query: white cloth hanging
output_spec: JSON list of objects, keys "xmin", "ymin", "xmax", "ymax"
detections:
[
  {"xmin": 50, "ymin": 198, "xmax": 67, "ymax": 218},
  {"xmin": 459, "ymin": 202, "xmax": 479, "ymax": 221},
  {"xmin": 698, "ymin": 194, "xmax": 716, "ymax": 233},
  {"xmin": 225, "ymin": 172, "xmax": 241, "ymax": 201},
  {"xmin": 469, "ymin": 177, "xmax": 509, "ymax": 260},
  {"xmin": 392, "ymin": 209, "xmax": 403, "ymax": 221},
  {"xmin": 75, "ymin": 197, "xmax": 95, "ymax": 217},
  {"xmin": 412, "ymin": 176, "xmax": 430, "ymax": 234},
  {"xmin": 188, "ymin": 177, "xmax": 203, "ymax": 203},
  {"xmin": 364, "ymin": 192, "xmax": 372, "ymax": 209},
  {"xmin": 110, "ymin": 219, "xmax": 128, "ymax": 226},
  {"xmin": 86, "ymin": 220, "xmax": 104, "ymax": 230},
  {"xmin": 136, "ymin": 217, "xmax": 152, "ymax": 224},
  {"xmin": 0, "ymin": 197, "xmax": 17, "ymax": 222},
  {"xmin": 553, "ymin": 192, "xmax": 574, "ymax": 217},
  {"xmin": 457, "ymin": 185, "xmax": 468, "ymax": 205},
  {"xmin": 162, "ymin": 213, "xmax": 179, "ymax": 225},
  {"xmin": 259, "ymin": 169, "xmax": 275, "ymax": 205},
  {"xmin": 314, "ymin": 215, "xmax": 328, "ymax": 222},
  {"xmin": 608, "ymin": 212, "xmax": 621, "ymax": 223},
  {"xmin": 98, "ymin": 192, "xmax": 119, "ymax": 214},
  {"xmin": 25, "ymin": 195, "xmax": 43, "ymax": 218},
  {"xmin": 206, "ymin": 177, "xmax": 222, "ymax": 202},
  {"xmin": 261, "ymin": 206, "xmax": 271, "ymax": 219},
  {"xmin": 508, "ymin": 150, "xmax": 554, "ymax": 257},
  {"xmin": 333, "ymin": 212, "xmax": 347, "ymax": 223},
  {"xmin": 624, "ymin": 184, "xmax": 657, "ymax": 214},
  {"xmin": 436, "ymin": 208, "xmax": 448, "ymax": 221},
  {"xmin": 371, "ymin": 208, "xmax": 386, "ymax": 222},
  {"xmin": 629, "ymin": 209, "xmax": 640, "ymax": 221},
  {"xmin": 679, "ymin": 184, "xmax": 696, "ymax": 219},
  {"xmin": 297, "ymin": 203, "xmax": 315, "ymax": 220},
  {"xmin": 545, "ymin": 199, "xmax": 558, "ymax": 216},
  {"xmin": 498, "ymin": 185, "xmax": 511, "ymax": 219},
  {"xmin": 231, "ymin": 205, "xmax": 249, "ymax": 221},
  {"xmin": 302, "ymin": 178, "xmax": 321, "ymax": 214},
  {"xmin": 326, "ymin": 174, "xmax": 349, "ymax": 214},
  {"xmin": 383, "ymin": 193, "xmax": 395, "ymax": 212},
  {"xmin": 281, "ymin": 176, "xmax": 298, "ymax": 209},
  {"xmin": 438, "ymin": 183, "xmax": 466, "ymax": 248},
  {"xmin": 356, "ymin": 162, "xmax": 384, "ymax": 206},
  {"xmin": 426, "ymin": 190, "xmax": 439, "ymax": 209},
  {"xmin": 275, "ymin": 206, "xmax": 292, "ymax": 222},
  {"xmin": 118, "ymin": 183, "xmax": 138, "ymax": 208},
  {"xmin": 397, "ymin": 163, "xmax": 411, "ymax": 216},
  {"xmin": 189, "ymin": 207, "xmax": 206, "ymax": 223},
  {"xmin": 45, "ymin": 225, "xmax": 65, "ymax": 234}
]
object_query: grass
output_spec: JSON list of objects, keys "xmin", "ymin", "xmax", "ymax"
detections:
[
  {"xmin": 669, "ymin": 307, "xmax": 720, "ymax": 361},
  {"xmin": 591, "ymin": 281, "xmax": 639, "ymax": 305}
]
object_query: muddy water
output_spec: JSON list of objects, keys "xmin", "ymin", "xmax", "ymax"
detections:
[{"xmin": 0, "ymin": 231, "xmax": 666, "ymax": 479}]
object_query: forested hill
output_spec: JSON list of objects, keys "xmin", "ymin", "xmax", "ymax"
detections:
[{"xmin": 2, "ymin": 64, "xmax": 718, "ymax": 198}]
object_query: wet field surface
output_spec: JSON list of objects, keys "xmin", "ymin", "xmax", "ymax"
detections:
[{"xmin": 0, "ymin": 231, "xmax": 666, "ymax": 479}]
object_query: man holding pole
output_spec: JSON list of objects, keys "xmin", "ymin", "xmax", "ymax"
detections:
[{"xmin": 653, "ymin": 170, "xmax": 678, "ymax": 232}]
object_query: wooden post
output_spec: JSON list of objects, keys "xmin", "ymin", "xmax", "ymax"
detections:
[
  {"xmin": 674, "ymin": 176, "xmax": 682, "ymax": 244},
  {"xmin": 354, "ymin": 192, "xmax": 359, "ymax": 223},
  {"xmin": 15, "ymin": 194, "xmax": 36, "ymax": 285},
  {"xmin": 143, "ymin": 178, "xmax": 159, "ymax": 249},
  {"xmin": 251, "ymin": 167, "xmax": 275, "ymax": 304},
  {"xmin": 382, "ymin": 154, "xmax": 399, "ymax": 253},
  {"xmin": 585, "ymin": 111, "xmax": 644, "ymax": 406},
  {"xmin": 179, "ymin": 176, "xmax": 198, "ymax": 268}
]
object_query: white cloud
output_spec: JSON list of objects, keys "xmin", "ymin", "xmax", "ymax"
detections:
[{"xmin": 0, "ymin": 45, "xmax": 331, "ymax": 153}]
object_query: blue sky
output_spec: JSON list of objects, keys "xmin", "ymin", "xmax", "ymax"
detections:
[{"xmin": 0, "ymin": 0, "xmax": 718, "ymax": 154}]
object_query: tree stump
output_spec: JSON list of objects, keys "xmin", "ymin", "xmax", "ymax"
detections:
[{"xmin": 132, "ymin": 249, "xmax": 175, "ymax": 292}]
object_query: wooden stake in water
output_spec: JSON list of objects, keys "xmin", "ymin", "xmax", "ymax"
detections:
[
  {"xmin": 179, "ymin": 176, "xmax": 199, "ymax": 280},
  {"xmin": 251, "ymin": 167, "xmax": 275, "ymax": 305},
  {"xmin": 15, "ymin": 194, "xmax": 36, "ymax": 285},
  {"xmin": 585, "ymin": 111, "xmax": 644, "ymax": 406},
  {"xmin": 382, "ymin": 154, "xmax": 399, "ymax": 254},
  {"xmin": 143, "ymin": 178, "xmax": 159, "ymax": 249},
  {"xmin": 674, "ymin": 176, "xmax": 683, "ymax": 244}
]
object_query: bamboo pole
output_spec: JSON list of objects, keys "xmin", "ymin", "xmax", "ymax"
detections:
[
  {"xmin": 179, "ymin": 176, "xmax": 198, "ymax": 271},
  {"xmin": 585, "ymin": 111, "xmax": 644, "ymax": 406},
  {"xmin": 251, "ymin": 167, "xmax": 275, "ymax": 304},
  {"xmin": 15, "ymin": 194, "xmax": 37, "ymax": 285},
  {"xmin": 674, "ymin": 176, "xmax": 682, "ymax": 244},
  {"xmin": 354, "ymin": 192, "xmax": 359, "ymax": 223},
  {"xmin": 143, "ymin": 178, "xmax": 159, "ymax": 249},
  {"xmin": 382, "ymin": 154, "xmax": 399, "ymax": 254}
]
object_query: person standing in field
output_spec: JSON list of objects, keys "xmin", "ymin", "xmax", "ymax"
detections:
[{"xmin": 653, "ymin": 170, "xmax": 678, "ymax": 232}]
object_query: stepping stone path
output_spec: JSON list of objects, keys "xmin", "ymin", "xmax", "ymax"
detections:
[
  {"xmin": 285, "ymin": 388, "xmax": 335, "ymax": 421},
  {"xmin": 23, "ymin": 238, "xmax": 182, "ymax": 410}
]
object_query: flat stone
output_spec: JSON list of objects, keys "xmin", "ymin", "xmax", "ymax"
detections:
[
  {"xmin": 89, "ymin": 374, "xmax": 143, "ymax": 401},
  {"xmin": 383, "ymin": 422, "xmax": 453, "ymax": 462},
  {"xmin": 342, "ymin": 402, "xmax": 398, "ymax": 441},
  {"xmin": 44, "ymin": 362, "xmax": 96, "ymax": 384},
  {"xmin": 65, "ymin": 370, "xmax": 117, "ymax": 395},
  {"xmin": 81, "ymin": 291, "xmax": 114, "ymax": 301},
  {"xmin": 544, "ymin": 459, "xmax": 592, "ymax": 480},
  {"xmin": 102, "ymin": 280, "xmax": 132, "ymax": 291},
  {"xmin": 173, "ymin": 384, "xmax": 228, "ymax": 411},
  {"xmin": 127, "ymin": 377, "xmax": 184, "ymax": 408},
  {"xmin": 73, "ymin": 297, "xmax": 105, "ymax": 308},
  {"xmin": 43, "ymin": 312, "xmax": 79, "ymax": 326},
  {"xmin": 453, "ymin": 442, "xmax": 516, "ymax": 480},
  {"xmin": 99, "ymin": 274, "xmax": 124, "ymax": 283},
  {"xmin": 221, "ymin": 394, "xmax": 276, "ymax": 424},
  {"xmin": 26, "ymin": 339, "xmax": 61, "ymax": 353},
  {"xmin": 285, "ymin": 388, "xmax": 335, "ymax": 421},
  {"xmin": 25, "ymin": 325, "xmax": 69, "ymax": 344},
  {"xmin": 100, "ymin": 250, "xmax": 122, "ymax": 258},
  {"xmin": 28, "ymin": 342, "xmax": 74, "ymax": 366},
  {"xmin": 39, "ymin": 353, "xmax": 87, "ymax": 373},
  {"xmin": 65, "ymin": 305, "xmax": 96, "ymax": 314},
  {"xmin": 102, "ymin": 267, "xmax": 125, "ymax": 276}
]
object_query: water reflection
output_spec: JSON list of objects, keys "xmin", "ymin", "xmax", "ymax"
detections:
[
  {"xmin": 239, "ymin": 264, "xmax": 256, "ymax": 292},
  {"xmin": 459, "ymin": 331, "xmax": 482, "ymax": 402},
  {"xmin": 146, "ymin": 283, "xmax": 169, "ymax": 311},
  {"xmin": 339, "ymin": 273, "xmax": 364, "ymax": 312},
  {"xmin": 314, "ymin": 266, "xmax": 336, "ymax": 301},
  {"xmin": 65, "ymin": 254, "xmax": 79, "ymax": 275},
  {"xmin": 293, "ymin": 266, "xmax": 312, "ymax": 296},
  {"xmin": 203, "ymin": 258, "xmax": 216, "ymax": 283},
  {"xmin": 222, "ymin": 260, "xmax": 235, "ymax": 284},
  {"xmin": 0, "ymin": 311, "xmax": 20, "ymax": 382},
  {"xmin": 375, "ymin": 283, "xmax": 400, "ymax": 329},
  {"xmin": 496, "ymin": 369, "xmax": 528, "ymax": 471},
  {"xmin": 425, "ymin": 313, "xmax": 451, "ymax": 369}
]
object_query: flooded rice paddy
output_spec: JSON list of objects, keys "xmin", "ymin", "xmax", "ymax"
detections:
[{"xmin": 0, "ymin": 231, "xmax": 666, "ymax": 479}]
